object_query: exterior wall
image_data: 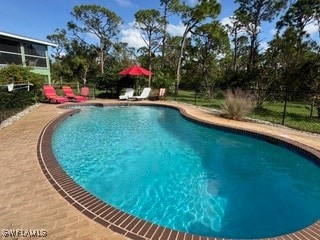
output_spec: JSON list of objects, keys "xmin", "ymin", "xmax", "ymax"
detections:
[{"xmin": 0, "ymin": 34, "xmax": 54, "ymax": 84}]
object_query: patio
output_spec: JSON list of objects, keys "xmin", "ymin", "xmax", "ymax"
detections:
[{"xmin": 0, "ymin": 99, "xmax": 319, "ymax": 240}]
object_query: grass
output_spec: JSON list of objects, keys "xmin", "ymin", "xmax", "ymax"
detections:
[
  {"xmin": 167, "ymin": 90, "xmax": 320, "ymax": 134},
  {"xmin": 167, "ymin": 90, "xmax": 224, "ymax": 109},
  {"xmin": 251, "ymin": 101, "xmax": 320, "ymax": 133}
]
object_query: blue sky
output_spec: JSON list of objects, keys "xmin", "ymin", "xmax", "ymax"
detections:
[{"xmin": 0, "ymin": 0, "xmax": 318, "ymax": 51}]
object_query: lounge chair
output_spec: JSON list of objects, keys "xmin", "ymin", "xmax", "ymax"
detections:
[
  {"xmin": 150, "ymin": 88, "xmax": 166, "ymax": 101},
  {"xmin": 80, "ymin": 86, "xmax": 90, "ymax": 99},
  {"xmin": 43, "ymin": 85, "xmax": 69, "ymax": 104},
  {"xmin": 130, "ymin": 87, "xmax": 151, "ymax": 100},
  {"xmin": 119, "ymin": 88, "xmax": 134, "ymax": 100},
  {"xmin": 158, "ymin": 88, "xmax": 166, "ymax": 100},
  {"xmin": 62, "ymin": 86, "xmax": 86, "ymax": 102}
]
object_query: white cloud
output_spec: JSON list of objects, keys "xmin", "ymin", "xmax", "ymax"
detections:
[
  {"xmin": 270, "ymin": 20, "xmax": 318, "ymax": 39},
  {"xmin": 120, "ymin": 27, "xmax": 146, "ymax": 49},
  {"xmin": 167, "ymin": 22, "xmax": 187, "ymax": 37},
  {"xmin": 189, "ymin": 0, "xmax": 198, "ymax": 6},
  {"xmin": 220, "ymin": 16, "xmax": 247, "ymax": 35},
  {"xmin": 270, "ymin": 29, "xmax": 277, "ymax": 36},
  {"xmin": 305, "ymin": 20, "xmax": 319, "ymax": 36},
  {"xmin": 120, "ymin": 21, "xmax": 190, "ymax": 50},
  {"xmin": 115, "ymin": 0, "xmax": 132, "ymax": 7},
  {"xmin": 221, "ymin": 16, "xmax": 232, "ymax": 27},
  {"xmin": 260, "ymin": 41, "xmax": 269, "ymax": 52},
  {"xmin": 188, "ymin": 0, "xmax": 220, "ymax": 6}
]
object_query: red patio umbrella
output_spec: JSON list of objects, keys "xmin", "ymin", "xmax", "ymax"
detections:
[{"xmin": 119, "ymin": 65, "xmax": 152, "ymax": 77}]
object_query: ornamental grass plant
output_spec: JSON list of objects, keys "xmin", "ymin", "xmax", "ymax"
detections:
[{"xmin": 220, "ymin": 88, "xmax": 254, "ymax": 120}]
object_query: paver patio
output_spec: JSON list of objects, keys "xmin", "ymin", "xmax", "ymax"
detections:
[
  {"xmin": 0, "ymin": 102, "xmax": 127, "ymax": 240},
  {"xmin": 0, "ymin": 99, "xmax": 319, "ymax": 240}
]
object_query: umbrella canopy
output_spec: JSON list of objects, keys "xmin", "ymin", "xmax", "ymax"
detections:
[{"xmin": 119, "ymin": 65, "xmax": 152, "ymax": 77}]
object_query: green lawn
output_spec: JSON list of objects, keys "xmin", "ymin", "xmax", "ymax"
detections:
[
  {"xmin": 167, "ymin": 90, "xmax": 320, "ymax": 134},
  {"xmin": 168, "ymin": 90, "xmax": 224, "ymax": 109}
]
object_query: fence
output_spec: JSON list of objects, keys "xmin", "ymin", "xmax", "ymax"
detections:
[
  {"xmin": 1, "ymin": 83, "xmax": 319, "ymax": 133},
  {"xmin": 0, "ymin": 84, "xmax": 37, "ymax": 124},
  {"xmin": 0, "ymin": 83, "xmax": 97, "ymax": 124},
  {"xmin": 190, "ymin": 87, "xmax": 320, "ymax": 133}
]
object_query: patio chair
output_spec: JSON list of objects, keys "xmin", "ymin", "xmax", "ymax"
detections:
[
  {"xmin": 158, "ymin": 88, "xmax": 166, "ymax": 100},
  {"xmin": 62, "ymin": 86, "xmax": 86, "ymax": 102},
  {"xmin": 43, "ymin": 85, "xmax": 69, "ymax": 104},
  {"xmin": 80, "ymin": 86, "xmax": 90, "ymax": 99},
  {"xmin": 119, "ymin": 88, "xmax": 134, "ymax": 100},
  {"xmin": 149, "ymin": 88, "xmax": 167, "ymax": 101},
  {"xmin": 130, "ymin": 87, "xmax": 152, "ymax": 100},
  {"xmin": 149, "ymin": 88, "xmax": 166, "ymax": 101}
]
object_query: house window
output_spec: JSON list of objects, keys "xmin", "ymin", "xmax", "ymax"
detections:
[
  {"xmin": 0, "ymin": 38, "xmax": 22, "ymax": 65},
  {"xmin": 0, "ymin": 38, "xmax": 20, "ymax": 53},
  {"xmin": 25, "ymin": 56, "xmax": 47, "ymax": 67},
  {"xmin": 24, "ymin": 43, "xmax": 46, "ymax": 57},
  {"xmin": 23, "ymin": 42, "xmax": 47, "ymax": 67},
  {"xmin": 0, "ymin": 52, "xmax": 22, "ymax": 65}
]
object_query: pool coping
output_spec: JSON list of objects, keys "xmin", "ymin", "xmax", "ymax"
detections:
[{"xmin": 37, "ymin": 102, "xmax": 320, "ymax": 240}]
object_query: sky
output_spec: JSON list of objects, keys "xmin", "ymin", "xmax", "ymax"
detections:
[{"xmin": 0, "ymin": 0, "xmax": 319, "ymax": 51}]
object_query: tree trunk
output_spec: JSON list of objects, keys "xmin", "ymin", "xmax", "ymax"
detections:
[
  {"xmin": 233, "ymin": 29, "xmax": 238, "ymax": 71},
  {"xmin": 248, "ymin": 35, "xmax": 256, "ymax": 70},
  {"xmin": 100, "ymin": 41, "xmax": 104, "ymax": 74},
  {"xmin": 148, "ymin": 36, "xmax": 152, "ymax": 87},
  {"xmin": 248, "ymin": 21, "xmax": 259, "ymax": 70},
  {"xmin": 83, "ymin": 67, "xmax": 88, "ymax": 85},
  {"xmin": 161, "ymin": 4, "xmax": 168, "ymax": 67},
  {"xmin": 175, "ymin": 28, "xmax": 189, "ymax": 97}
]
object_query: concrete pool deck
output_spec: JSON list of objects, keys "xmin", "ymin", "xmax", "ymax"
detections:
[{"xmin": 0, "ymin": 99, "xmax": 319, "ymax": 240}]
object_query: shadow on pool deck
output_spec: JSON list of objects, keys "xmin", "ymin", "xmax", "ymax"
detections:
[{"xmin": 0, "ymin": 99, "xmax": 319, "ymax": 240}]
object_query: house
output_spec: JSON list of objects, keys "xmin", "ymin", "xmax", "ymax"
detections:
[{"xmin": 0, "ymin": 31, "xmax": 57, "ymax": 83}]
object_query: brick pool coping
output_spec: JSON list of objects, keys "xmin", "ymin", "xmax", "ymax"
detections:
[{"xmin": 37, "ymin": 102, "xmax": 320, "ymax": 240}]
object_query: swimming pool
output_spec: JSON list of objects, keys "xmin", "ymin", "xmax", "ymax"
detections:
[{"xmin": 51, "ymin": 105, "xmax": 320, "ymax": 239}]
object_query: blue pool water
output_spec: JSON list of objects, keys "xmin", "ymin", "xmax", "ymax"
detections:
[{"xmin": 52, "ymin": 106, "xmax": 320, "ymax": 238}]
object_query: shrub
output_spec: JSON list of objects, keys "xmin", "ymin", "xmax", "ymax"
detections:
[
  {"xmin": 220, "ymin": 88, "xmax": 253, "ymax": 120},
  {"xmin": 0, "ymin": 65, "xmax": 43, "ymax": 123},
  {"xmin": 152, "ymin": 71, "xmax": 174, "ymax": 92}
]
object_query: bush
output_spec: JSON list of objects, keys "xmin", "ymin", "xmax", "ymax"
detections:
[
  {"xmin": 152, "ymin": 71, "xmax": 174, "ymax": 92},
  {"xmin": 0, "ymin": 65, "xmax": 43, "ymax": 123},
  {"xmin": 220, "ymin": 88, "xmax": 253, "ymax": 120}
]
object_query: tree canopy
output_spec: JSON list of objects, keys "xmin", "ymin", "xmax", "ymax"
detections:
[{"xmin": 46, "ymin": 0, "xmax": 319, "ymax": 102}]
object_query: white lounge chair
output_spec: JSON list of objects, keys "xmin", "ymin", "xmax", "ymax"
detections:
[
  {"xmin": 130, "ymin": 87, "xmax": 151, "ymax": 100},
  {"xmin": 119, "ymin": 88, "xmax": 134, "ymax": 100}
]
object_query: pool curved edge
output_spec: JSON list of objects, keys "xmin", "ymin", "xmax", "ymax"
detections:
[{"xmin": 37, "ymin": 102, "xmax": 320, "ymax": 240}]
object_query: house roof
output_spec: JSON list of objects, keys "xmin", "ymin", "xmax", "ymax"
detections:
[{"xmin": 0, "ymin": 31, "xmax": 57, "ymax": 47}]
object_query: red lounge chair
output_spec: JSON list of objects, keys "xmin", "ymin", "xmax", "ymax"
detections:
[
  {"xmin": 80, "ymin": 86, "xmax": 90, "ymax": 99},
  {"xmin": 43, "ymin": 85, "xmax": 68, "ymax": 104},
  {"xmin": 62, "ymin": 86, "xmax": 86, "ymax": 102}
]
